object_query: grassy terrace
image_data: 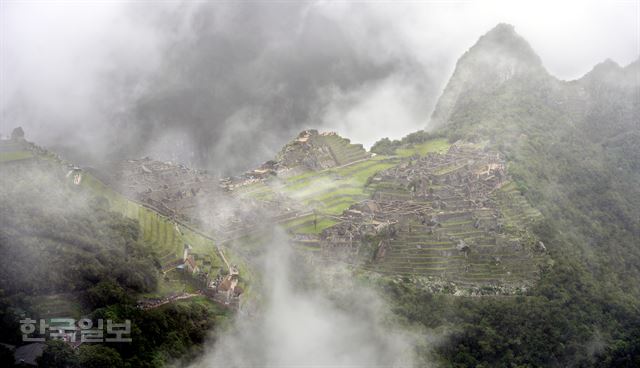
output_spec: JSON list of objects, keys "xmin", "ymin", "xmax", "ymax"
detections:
[
  {"xmin": 0, "ymin": 150, "xmax": 33, "ymax": 163},
  {"xmin": 2, "ymin": 148, "xmax": 233, "ymax": 305},
  {"xmin": 80, "ymin": 173, "xmax": 225, "ymax": 272},
  {"xmin": 396, "ymin": 138, "xmax": 450, "ymax": 157},
  {"xmin": 273, "ymin": 139, "xmax": 453, "ymax": 234},
  {"xmin": 315, "ymin": 134, "xmax": 370, "ymax": 165},
  {"xmin": 233, "ymin": 137, "xmax": 544, "ymax": 286},
  {"xmin": 231, "ymin": 155, "xmax": 402, "ymax": 234},
  {"xmin": 81, "ymin": 171, "xmax": 261, "ymax": 302},
  {"xmin": 363, "ymin": 178, "xmax": 545, "ymax": 284},
  {"xmin": 495, "ymin": 182, "xmax": 542, "ymax": 230}
]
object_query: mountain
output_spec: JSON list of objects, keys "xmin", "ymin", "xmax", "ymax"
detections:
[
  {"xmin": 416, "ymin": 24, "xmax": 640, "ymax": 366},
  {"xmin": 1, "ymin": 23, "xmax": 639, "ymax": 368},
  {"xmin": 431, "ymin": 23, "xmax": 639, "ymax": 145},
  {"xmin": 430, "ymin": 23, "xmax": 548, "ymax": 129},
  {"xmin": 0, "ymin": 138, "xmax": 231, "ymax": 367}
]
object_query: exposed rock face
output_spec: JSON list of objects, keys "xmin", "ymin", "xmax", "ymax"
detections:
[{"xmin": 320, "ymin": 142, "xmax": 545, "ymax": 288}]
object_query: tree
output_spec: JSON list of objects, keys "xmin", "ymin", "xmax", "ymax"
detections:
[
  {"xmin": 370, "ymin": 138, "xmax": 399, "ymax": 155},
  {"xmin": 38, "ymin": 340, "xmax": 76, "ymax": 368},
  {"xmin": 77, "ymin": 345, "xmax": 123, "ymax": 368},
  {"xmin": 83, "ymin": 281, "xmax": 133, "ymax": 309}
]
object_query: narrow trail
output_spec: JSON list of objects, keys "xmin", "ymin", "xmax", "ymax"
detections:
[
  {"xmin": 319, "ymin": 156, "xmax": 371, "ymax": 173},
  {"xmin": 139, "ymin": 292, "xmax": 202, "ymax": 310},
  {"xmin": 217, "ymin": 246, "xmax": 231, "ymax": 273}
]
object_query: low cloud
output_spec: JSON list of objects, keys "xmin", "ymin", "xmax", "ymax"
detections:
[{"xmin": 190, "ymin": 229, "xmax": 420, "ymax": 368}]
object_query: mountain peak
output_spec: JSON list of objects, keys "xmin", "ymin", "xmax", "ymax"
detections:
[
  {"xmin": 429, "ymin": 24, "xmax": 547, "ymax": 127},
  {"xmin": 589, "ymin": 58, "xmax": 622, "ymax": 74},
  {"xmin": 470, "ymin": 23, "xmax": 543, "ymax": 68},
  {"xmin": 580, "ymin": 57, "xmax": 639, "ymax": 89},
  {"xmin": 483, "ymin": 23, "xmax": 518, "ymax": 40}
]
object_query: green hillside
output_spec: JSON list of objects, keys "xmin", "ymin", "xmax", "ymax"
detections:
[
  {"xmin": 391, "ymin": 24, "xmax": 640, "ymax": 367},
  {"xmin": 0, "ymin": 143, "xmax": 231, "ymax": 367}
]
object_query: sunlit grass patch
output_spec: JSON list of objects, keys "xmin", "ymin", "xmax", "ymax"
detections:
[
  {"xmin": 396, "ymin": 138, "xmax": 450, "ymax": 157},
  {"xmin": 294, "ymin": 218, "xmax": 338, "ymax": 234}
]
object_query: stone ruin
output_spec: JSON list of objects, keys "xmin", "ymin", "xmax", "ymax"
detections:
[
  {"xmin": 319, "ymin": 141, "xmax": 545, "ymax": 287},
  {"xmin": 112, "ymin": 157, "xmax": 303, "ymax": 241},
  {"xmin": 114, "ymin": 157, "xmax": 219, "ymax": 218}
]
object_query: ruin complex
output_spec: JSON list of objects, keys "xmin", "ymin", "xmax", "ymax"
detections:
[{"xmin": 319, "ymin": 142, "xmax": 545, "ymax": 287}]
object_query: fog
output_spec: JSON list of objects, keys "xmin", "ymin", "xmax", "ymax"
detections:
[
  {"xmin": 190, "ymin": 229, "xmax": 421, "ymax": 368},
  {"xmin": 2, "ymin": 2, "xmax": 638, "ymax": 367},
  {"xmin": 2, "ymin": 0, "xmax": 638, "ymax": 174}
]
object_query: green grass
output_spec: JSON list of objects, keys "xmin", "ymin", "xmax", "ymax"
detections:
[
  {"xmin": 140, "ymin": 271, "xmax": 191, "ymax": 298},
  {"xmin": 80, "ymin": 172, "xmax": 226, "ymax": 271},
  {"xmin": 396, "ymin": 138, "xmax": 450, "ymax": 157},
  {"xmin": 231, "ymin": 156, "xmax": 399, "ymax": 235},
  {"xmin": 293, "ymin": 218, "xmax": 338, "ymax": 234},
  {"xmin": 0, "ymin": 150, "xmax": 33, "ymax": 162},
  {"xmin": 282, "ymin": 214, "xmax": 315, "ymax": 229}
]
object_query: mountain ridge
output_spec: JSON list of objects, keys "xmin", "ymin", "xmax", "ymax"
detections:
[{"xmin": 430, "ymin": 23, "xmax": 639, "ymax": 130}]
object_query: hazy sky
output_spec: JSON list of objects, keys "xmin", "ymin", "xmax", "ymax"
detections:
[{"xmin": 1, "ymin": 0, "xmax": 638, "ymax": 172}]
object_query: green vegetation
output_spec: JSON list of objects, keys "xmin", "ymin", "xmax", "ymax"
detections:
[
  {"xmin": 370, "ymin": 130, "xmax": 448, "ymax": 156},
  {"xmin": 36, "ymin": 299, "xmax": 228, "ymax": 368},
  {"xmin": 396, "ymin": 138, "xmax": 450, "ymax": 157},
  {"xmin": 80, "ymin": 171, "xmax": 224, "ymax": 271},
  {"xmin": 0, "ymin": 161, "xmax": 229, "ymax": 367},
  {"xmin": 384, "ymin": 37, "xmax": 640, "ymax": 365},
  {"xmin": 314, "ymin": 133, "xmax": 370, "ymax": 165},
  {"xmin": 0, "ymin": 165, "xmax": 158, "ymax": 300},
  {"xmin": 2, "ymin": 36, "xmax": 637, "ymax": 366},
  {"xmin": 0, "ymin": 150, "xmax": 33, "ymax": 162},
  {"xmin": 248, "ymin": 135, "xmax": 449, "ymax": 240},
  {"xmin": 238, "ymin": 156, "xmax": 399, "ymax": 234}
]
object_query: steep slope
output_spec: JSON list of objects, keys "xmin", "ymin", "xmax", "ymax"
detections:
[
  {"xmin": 430, "ymin": 23, "xmax": 549, "ymax": 129},
  {"xmin": 0, "ymin": 137, "xmax": 231, "ymax": 366},
  {"xmin": 230, "ymin": 129, "xmax": 371, "ymax": 182},
  {"xmin": 409, "ymin": 24, "xmax": 640, "ymax": 366},
  {"xmin": 427, "ymin": 24, "xmax": 640, "ymax": 272},
  {"xmin": 321, "ymin": 141, "xmax": 546, "ymax": 291}
]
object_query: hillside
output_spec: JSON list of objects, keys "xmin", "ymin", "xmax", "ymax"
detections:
[
  {"xmin": 406, "ymin": 23, "xmax": 640, "ymax": 366},
  {"xmin": 0, "ymin": 138, "xmax": 233, "ymax": 367},
  {"xmin": 1, "ymin": 22, "xmax": 638, "ymax": 368},
  {"xmin": 428, "ymin": 23, "xmax": 640, "ymax": 288}
]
